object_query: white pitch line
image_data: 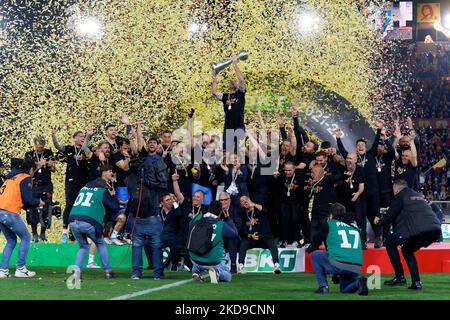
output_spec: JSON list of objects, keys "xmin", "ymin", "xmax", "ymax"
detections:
[{"xmin": 110, "ymin": 276, "xmax": 209, "ymax": 300}]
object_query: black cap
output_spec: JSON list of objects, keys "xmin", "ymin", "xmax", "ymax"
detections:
[{"xmin": 377, "ymin": 140, "xmax": 386, "ymax": 146}]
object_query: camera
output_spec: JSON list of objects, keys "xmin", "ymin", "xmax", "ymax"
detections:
[{"xmin": 51, "ymin": 201, "xmax": 62, "ymax": 218}]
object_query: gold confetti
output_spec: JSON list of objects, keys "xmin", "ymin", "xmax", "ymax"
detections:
[{"xmin": 0, "ymin": 0, "xmax": 388, "ymax": 244}]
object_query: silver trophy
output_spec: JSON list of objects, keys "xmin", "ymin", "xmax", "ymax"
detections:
[{"xmin": 211, "ymin": 51, "xmax": 248, "ymax": 73}]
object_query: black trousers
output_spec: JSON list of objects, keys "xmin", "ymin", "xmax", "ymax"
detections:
[
  {"xmin": 146, "ymin": 232, "xmax": 178, "ymax": 269},
  {"xmin": 310, "ymin": 216, "xmax": 328, "ymax": 244},
  {"xmin": 238, "ymin": 237, "xmax": 279, "ymax": 264},
  {"xmin": 63, "ymin": 181, "xmax": 84, "ymax": 228},
  {"xmin": 380, "ymin": 191, "xmax": 394, "ymax": 240},
  {"xmin": 27, "ymin": 184, "xmax": 53, "ymax": 237},
  {"xmin": 357, "ymin": 192, "xmax": 382, "ymax": 243},
  {"xmin": 385, "ymin": 230, "xmax": 441, "ymax": 282},
  {"xmin": 300, "ymin": 195, "xmax": 311, "ymax": 243},
  {"xmin": 280, "ymin": 202, "xmax": 302, "ymax": 243},
  {"xmin": 224, "ymin": 237, "xmax": 240, "ymax": 262}
]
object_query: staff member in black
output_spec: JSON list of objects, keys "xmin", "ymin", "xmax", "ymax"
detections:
[
  {"xmin": 371, "ymin": 123, "xmax": 396, "ymax": 244},
  {"xmin": 52, "ymin": 127, "xmax": 91, "ymax": 243},
  {"xmin": 237, "ymin": 195, "xmax": 281, "ymax": 275},
  {"xmin": 336, "ymin": 152, "xmax": 365, "ymax": 238},
  {"xmin": 375, "ymin": 179, "xmax": 441, "ymax": 289},
  {"xmin": 336, "ymin": 126, "xmax": 383, "ymax": 248},
  {"xmin": 24, "ymin": 136, "xmax": 56, "ymax": 242},
  {"xmin": 393, "ymin": 123, "xmax": 418, "ymax": 189},
  {"xmin": 307, "ymin": 164, "xmax": 342, "ymax": 243},
  {"xmin": 274, "ymin": 162, "xmax": 305, "ymax": 247}
]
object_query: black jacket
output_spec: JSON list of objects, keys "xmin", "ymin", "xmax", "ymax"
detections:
[{"xmin": 378, "ymin": 188, "xmax": 441, "ymax": 243}]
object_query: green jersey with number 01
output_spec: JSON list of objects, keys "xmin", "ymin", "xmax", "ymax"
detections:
[
  {"xmin": 69, "ymin": 186, "xmax": 107, "ymax": 225},
  {"xmin": 326, "ymin": 219, "xmax": 363, "ymax": 266}
]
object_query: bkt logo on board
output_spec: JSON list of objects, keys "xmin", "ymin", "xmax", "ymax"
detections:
[{"xmin": 243, "ymin": 249, "xmax": 305, "ymax": 272}]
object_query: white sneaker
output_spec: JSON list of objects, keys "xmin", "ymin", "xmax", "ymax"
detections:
[
  {"xmin": 0, "ymin": 269, "xmax": 10, "ymax": 278},
  {"xmin": 289, "ymin": 241, "xmax": 298, "ymax": 247},
  {"xmin": 123, "ymin": 238, "xmax": 132, "ymax": 245},
  {"xmin": 111, "ymin": 237, "xmax": 124, "ymax": 246},
  {"xmin": 104, "ymin": 237, "xmax": 112, "ymax": 244},
  {"xmin": 15, "ymin": 267, "xmax": 36, "ymax": 278},
  {"xmin": 87, "ymin": 262, "xmax": 101, "ymax": 269},
  {"xmin": 238, "ymin": 263, "xmax": 246, "ymax": 274},
  {"xmin": 274, "ymin": 262, "xmax": 282, "ymax": 274},
  {"xmin": 208, "ymin": 267, "xmax": 218, "ymax": 284}
]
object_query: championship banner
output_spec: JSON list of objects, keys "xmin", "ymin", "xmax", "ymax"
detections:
[
  {"xmin": 242, "ymin": 248, "xmax": 305, "ymax": 273},
  {"xmin": 293, "ymin": 81, "xmax": 375, "ymax": 151},
  {"xmin": 417, "ymin": 3, "xmax": 440, "ymax": 23}
]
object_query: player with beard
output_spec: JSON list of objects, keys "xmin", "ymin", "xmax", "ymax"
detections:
[
  {"xmin": 104, "ymin": 125, "xmax": 121, "ymax": 155},
  {"xmin": 336, "ymin": 152, "xmax": 365, "ymax": 246},
  {"xmin": 273, "ymin": 162, "xmax": 305, "ymax": 247},
  {"xmin": 336, "ymin": 127, "xmax": 383, "ymax": 248},
  {"xmin": 86, "ymin": 141, "xmax": 111, "ymax": 180},
  {"xmin": 212, "ymin": 54, "xmax": 246, "ymax": 151},
  {"xmin": 51, "ymin": 127, "xmax": 91, "ymax": 244}
]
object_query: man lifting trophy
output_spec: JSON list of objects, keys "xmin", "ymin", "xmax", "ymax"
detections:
[{"xmin": 211, "ymin": 51, "xmax": 248, "ymax": 153}]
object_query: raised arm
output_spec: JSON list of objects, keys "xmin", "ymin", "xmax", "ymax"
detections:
[
  {"xmin": 276, "ymin": 114, "xmax": 287, "ymax": 140},
  {"xmin": 171, "ymin": 172, "xmax": 185, "ymax": 205},
  {"xmin": 287, "ymin": 127, "xmax": 297, "ymax": 157},
  {"xmin": 335, "ymin": 127, "xmax": 348, "ymax": 159},
  {"xmin": 385, "ymin": 134, "xmax": 396, "ymax": 161},
  {"xmin": 186, "ymin": 109, "xmax": 194, "ymax": 151},
  {"xmin": 211, "ymin": 71, "xmax": 223, "ymax": 101},
  {"xmin": 231, "ymin": 54, "xmax": 246, "ymax": 91},
  {"xmin": 51, "ymin": 128, "xmax": 65, "ymax": 152},
  {"xmin": 369, "ymin": 119, "xmax": 383, "ymax": 154},
  {"xmin": 291, "ymin": 106, "xmax": 309, "ymax": 149},
  {"xmin": 410, "ymin": 138, "xmax": 418, "ymax": 167},
  {"xmin": 120, "ymin": 112, "xmax": 133, "ymax": 136},
  {"xmin": 128, "ymin": 129, "xmax": 138, "ymax": 156},
  {"xmin": 135, "ymin": 119, "xmax": 145, "ymax": 152},
  {"xmin": 82, "ymin": 127, "xmax": 93, "ymax": 158}
]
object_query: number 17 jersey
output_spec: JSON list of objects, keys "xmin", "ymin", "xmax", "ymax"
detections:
[{"xmin": 326, "ymin": 219, "xmax": 363, "ymax": 266}]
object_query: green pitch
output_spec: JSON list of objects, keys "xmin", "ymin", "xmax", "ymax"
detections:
[{"xmin": 0, "ymin": 268, "xmax": 449, "ymax": 300}]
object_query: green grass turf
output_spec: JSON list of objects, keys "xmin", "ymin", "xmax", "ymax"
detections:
[{"xmin": 0, "ymin": 267, "xmax": 449, "ymax": 300}]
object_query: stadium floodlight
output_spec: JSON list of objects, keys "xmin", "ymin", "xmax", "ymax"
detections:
[
  {"xmin": 74, "ymin": 16, "xmax": 104, "ymax": 39},
  {"xmin": 188, "ymin": 21, "xmax": 208, "ymax": 35},
  {"xmin": 295, "ymin": 11, "xmax": 321, "ymax": 34},
  {"xmin": 188, "ymin": 22, "xmax": 200, "ymax": 34},
  {"xmin": 444, "ymin": 14, "xmax": 450, "ymax": 30}
]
